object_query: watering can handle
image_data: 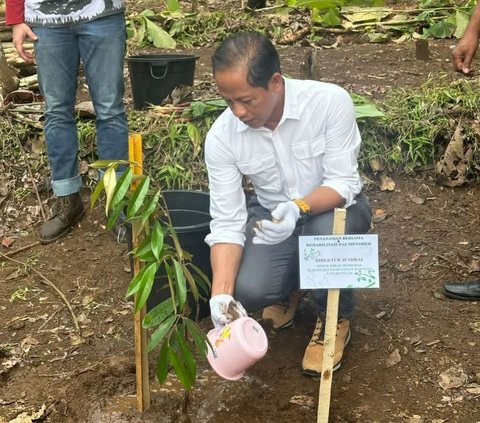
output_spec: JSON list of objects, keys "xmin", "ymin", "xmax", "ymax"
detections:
[{"xmin": 150, "ymin": 63, "xmax": 169, "ymax": 80}]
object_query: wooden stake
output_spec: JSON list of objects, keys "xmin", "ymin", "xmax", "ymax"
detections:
[
  {"xmin": 317, "ymin": 208, "xmax": 346, "ymax": 423},
  {"xmin": 129, "ymin": 133, "xmax": 151, "ymax": 412}
]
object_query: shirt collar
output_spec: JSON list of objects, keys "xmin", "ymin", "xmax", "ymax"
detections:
[{"xmin": 234, "ymin": 77, "xmax": 301, "ymax": 133}]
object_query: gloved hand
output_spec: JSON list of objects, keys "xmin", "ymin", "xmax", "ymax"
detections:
[
  {"xmin": 252, "ymin": 201, "xmax": 300, "ymax": 245},
  {"xmin": 209, "ymin": 294, "xmax": 248, "ymax": 329}
]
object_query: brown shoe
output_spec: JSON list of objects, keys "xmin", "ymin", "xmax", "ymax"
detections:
[
  {"xmin": 302, "ymin": 318, "xmax": 351, "ymax": 376},
  {"xmin": 261, "ymin": 290, "xmax": 304, "ymax": 329},
  {"xmin": 39, "ymin": 193, "xmax": 85, "ymax": 243}
]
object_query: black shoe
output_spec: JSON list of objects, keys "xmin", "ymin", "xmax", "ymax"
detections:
[
  {"xmin": 443, "ymin": 280, "xmax": 480, "ymax": 301},
  {"xmin": 39, "ymin": 193, "xmax": 85, "ymax": 243}
]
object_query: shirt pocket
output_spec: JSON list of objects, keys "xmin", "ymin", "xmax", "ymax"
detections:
[
  {"xmin": 292, "ymin": 136, "xmax": 326, "ymax": 160},
  {"xmin": 292, "ymin": 136, "xmax": 326, "ymax": 187},
  {"xmin": 237, "ymin": 155, "xmax": 281, "ymax": 193}
]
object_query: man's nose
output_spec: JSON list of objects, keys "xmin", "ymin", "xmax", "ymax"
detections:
[{"xmin": 231, "ymin": 102, "xmax": 247, "ymax": 118}]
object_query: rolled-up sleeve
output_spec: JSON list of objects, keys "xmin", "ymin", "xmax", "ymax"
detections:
[
  {"xmin": 204, "ymin": 130, "xmax": 247, "ymax": 247},
  {"xmin": 6, "ymin": 0, "xmax": 25, "ymax": 25},
  {"xmin": 321, "ymin": 88, "xmax": 362, "ymax": 207}
]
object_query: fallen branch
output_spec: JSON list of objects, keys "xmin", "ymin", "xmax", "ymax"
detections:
[
  {"xmin": 314, "ymin": 27, "xmax": 355, "ymax": 35},
  {"xmin": 2, "ymin": 240, "xmax": 41, "ymax": 257},
  {"xmin": 0, "ymin": 252, "xmax": 81, "ymax": 335}
]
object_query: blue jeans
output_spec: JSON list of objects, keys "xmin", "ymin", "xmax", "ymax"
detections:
[{"xmin": 33, "ymin": 13, "xmax": 128, "ymax": 196}]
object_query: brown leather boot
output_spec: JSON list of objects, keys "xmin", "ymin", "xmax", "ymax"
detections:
[
  {"xmin": 302, "ymin": 318, "xmax": 351, "ymax": 376},
  {"xmin": 40, "ymin": 193, "xmax": 85, "ymax": 243},
  {"xmin": 261, "ymin": 290, "xmax": 304, "ymax": 329}
]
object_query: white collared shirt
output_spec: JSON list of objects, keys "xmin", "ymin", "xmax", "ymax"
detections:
[{"xmin": 204, "ymin": 78, "xmax": 363, "ymax": 247}]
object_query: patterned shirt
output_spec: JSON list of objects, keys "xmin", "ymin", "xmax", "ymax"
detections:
[{"xmin": 6, "ymin": 0, "xmax": 124, "ymax": 26}]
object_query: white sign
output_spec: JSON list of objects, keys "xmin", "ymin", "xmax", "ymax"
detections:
[{"xmin": 299, "ymin": 234, "xmax": 379, "ymax": 289}]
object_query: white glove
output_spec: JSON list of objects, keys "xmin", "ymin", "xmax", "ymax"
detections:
[
  {"xmin": 209, "ymin": 294, "xmax": 248, "ymax": 329},
  {"xmin": 252, "ymin": 201, "xmax": 300, "ymax": 245}
]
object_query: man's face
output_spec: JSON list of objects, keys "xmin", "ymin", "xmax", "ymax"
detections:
[{"xmin": 214, "ymin": 67, "xmax": 283, "ymax": 130}]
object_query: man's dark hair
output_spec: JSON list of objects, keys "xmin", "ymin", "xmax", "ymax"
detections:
[{"xmin": 212, "ymin": 32, "xmax": 281, "ymax": 90}]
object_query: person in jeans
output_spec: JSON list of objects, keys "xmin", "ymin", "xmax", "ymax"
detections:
[
  {"xmin": 5, "ymin": 0, "xmax": 128, "ymax": 243},
  {"xmin": 205, "ymin": 32, "xmax": 372, "ymax": 375}
]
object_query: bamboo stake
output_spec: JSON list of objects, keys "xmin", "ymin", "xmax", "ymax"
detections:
[
  {"xmin": 129, "ymin": 133, "xmax": 151, "ymax": 412},
  {"xmin": 317, "ymin": 208, "xmax": 346, "ymax": 423}
]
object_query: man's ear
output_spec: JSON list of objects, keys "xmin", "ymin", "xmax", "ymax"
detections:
[{"xmin": 269, "ymin": 72, "xmax": 283, "ymax": 92}]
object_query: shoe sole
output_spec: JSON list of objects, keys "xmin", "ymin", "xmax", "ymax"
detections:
[
  {"xmin": 39, "ymin": 210, "xmax": 85, "ymax": 244},
  {"xmin": 273, "ymin": 317, "xmax": 294, "ymax": 330},
  {"xmin": 443, "ymin": 290, "xmax": 480, "ymax": 301},
  {"xmin": 302, "ymin": 327, "xmax": 352, "ymax": 377}
]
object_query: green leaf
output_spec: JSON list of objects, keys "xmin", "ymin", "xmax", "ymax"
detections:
[
  {"xmin": 132, "ymin": 233, "xmax": 152, "ymax": 258},
  {"xmin": 188, "ymin": 266, "xmax": 211, "ymax": 296},
  {"xmin": 186, "ymin": 122, "xmax": 201, "ymax": 144},
  {"xmin": 166, "ymin": 0, "xmax": 181, "ymax": 12},
  {"xmin": 126, "ymin": 176, "xmax": 150, "ymax": 219},
  {"xmin": 182, "ymin": 266, "xmax": 199, "ymax": 302},
  {"xmin": 135, "ymin": 19, "xmax": 146, "ymax": 44},
  {"xmin": 103, "ymin": 167, "xmax": 117, "ymax": 215},
  {"xmin": 427, "ymin": 20, "xmax": 455, "ymax": 39},
  {"xmin": 173, "ymin": 259, "xmax": 187, "ymax": 309},
  {"xmin": 126, "ymin": 264, "xmax": 149, "ymax": 297},
  {"xmin": 168, "ymin": 337, "xmax": 194, "ymax": 390},
  {"xmin": 320, "ymin": 6, "xmax": 341, "ymax": 27},
  {"xmin": 144, "ymin": 17, "xmax": 177, "ymax": 49},
  {"xmin": 90, "ymin": 177, "xmax": 104, "ymax": 209},
  {"xmin": 155, "ymin": 342, "xmax": 170, "ymax": 384},
  {"xmin": 151, "ymin": 221, "xmax": 165, "ymax": 261},
  {"xmin": 112, "ymin": 167, "xmax": 133, "ymax": 208},
  {"xmin": 351, "ymin": 93, "xmax": 385, "ymax": 119},
  {"xmin": 139, "ymin": 9, "xmax": 156, "ymax": 17},
  {"xmin": 183, "ymin": 318, "xmax": 208, "ymax": 357},
  {"xmin": 135, "ymin": 262, "xmax": 158, "ymax": 312},
  {"xmin": 355, "ymin": 104, "xmax": 385, "ymax": 119},
  {"xmin": 141, "ymin": 190, "xmax": 162, "ymax": 226},
  {"xmin": 454, "ymin": 10, "xmax": 470, "ymax": 39},
  {"xmin": 143, "ymin": 297, "xmax": 176, "ymax": 328},
  {"xmin": 174, "ymin": 328, "xmax": 196, "ymax": 382},
  {"xmin": 89, "ymin": 159, "xmax": 119, "ymax": 169},
  {"xmin": 164, "ymin": 261, "xmax": 175, "ymax": 296},
  {"xmin": 187, "ymin": 122, "xmax": 202, "ymax": 158},
  {"xmin": 106, "ymin": 201, "xmax": 126, "ymax": 231},
  {"xmin": 126, "ymin": 24, "xmax": 136, "ymax": 40},
  {"xmin": 148, "ymin": 315, "xmax": 176, "ymax": 352}
]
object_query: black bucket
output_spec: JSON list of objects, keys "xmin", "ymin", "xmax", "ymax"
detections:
[
  {"xmin": 126, "ymin": 54, "xmax": 197, "ymax": 110},
  {"xmin": 127, "ymin": 190, "xmax": 212, "ymax": 318}
]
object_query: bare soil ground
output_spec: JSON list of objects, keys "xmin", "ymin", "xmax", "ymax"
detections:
[{"xmin": 1, "ymin": 17, "xmax": 480, "ymax": 423}]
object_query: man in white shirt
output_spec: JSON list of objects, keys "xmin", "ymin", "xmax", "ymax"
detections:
[{"xmin": 205, "ymin": 32, "xmax": 372, "ymax": 375}]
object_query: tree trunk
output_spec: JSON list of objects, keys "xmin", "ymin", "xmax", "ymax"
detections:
[{"xmin": 0, "ymin": 41, "xmax": 19, "ymax": 96}]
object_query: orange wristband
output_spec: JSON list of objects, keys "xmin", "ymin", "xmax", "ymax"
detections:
[{"xmin": 293, "ymin": 199, "xmax": 311, "ymax": 222}]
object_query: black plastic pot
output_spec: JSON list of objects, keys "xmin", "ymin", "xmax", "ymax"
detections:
[
  {"xmin": 127, "ymin": 190, "xmax": 212, "ymax": 319},
  {"xmin": 126, "ymin": 54, "xmax": 197, "ymax": 110}
]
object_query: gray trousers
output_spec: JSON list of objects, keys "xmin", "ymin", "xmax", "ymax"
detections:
[{"xmin": 234, "ymin": 193, "xmax": 372, "ymax": 319}]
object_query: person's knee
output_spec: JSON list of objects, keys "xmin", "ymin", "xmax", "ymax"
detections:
[
  {"xmin": 235, "ymin": 271, "xmax": 289, "ymax": 312},
  {"xmin": 234, "ymin": 278, "xmax": 267, "ymax": 312}
]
